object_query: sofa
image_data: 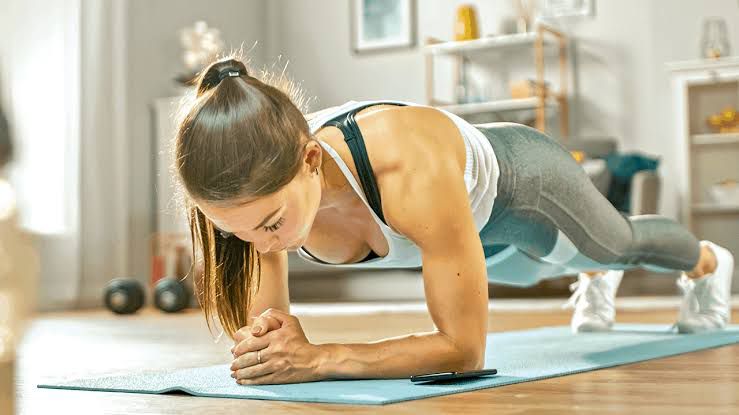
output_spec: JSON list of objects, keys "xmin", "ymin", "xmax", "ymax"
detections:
[{"xmin": 565, "ymin": 137, "xmax": 661, "ymax": 216}]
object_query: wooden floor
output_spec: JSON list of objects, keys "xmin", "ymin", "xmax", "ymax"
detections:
[{"xmin": 14, "ymin": 301, "xmax": 739, "ymax": 414}]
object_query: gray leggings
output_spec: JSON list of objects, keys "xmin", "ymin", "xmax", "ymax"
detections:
[{"xmin": 475, "ymin": 123, "xmax": 701, "ymax": 287}]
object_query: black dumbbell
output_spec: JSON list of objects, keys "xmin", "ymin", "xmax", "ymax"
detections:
[
  {"xmin": 104, "ymin": 278, "xmax": 145, "ymax": 314},
  {"xmin": 154, "ymin": 277, "xmax": 190, "ymax": 313}
]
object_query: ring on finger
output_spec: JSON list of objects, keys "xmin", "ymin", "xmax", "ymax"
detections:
[{"xmin": 257, "ymin": 349, "xmax": 262, "ymax": 364}]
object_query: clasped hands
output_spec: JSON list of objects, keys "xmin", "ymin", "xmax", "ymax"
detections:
[{"xmin": 229, "ymin": 308, "xmax": 324, "ymax": 385}]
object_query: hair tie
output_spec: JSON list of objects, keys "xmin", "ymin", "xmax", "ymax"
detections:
[{"xmin": 217, "ymin": 70, "xmax": 242, "ymax": 83}]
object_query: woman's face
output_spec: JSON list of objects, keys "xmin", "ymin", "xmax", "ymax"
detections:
[{"xmin": 196, "ymin": 142, "xmax": 325, "ymax": 254}]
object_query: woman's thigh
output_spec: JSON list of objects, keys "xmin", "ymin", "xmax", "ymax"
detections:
[{"xmin": 477, "ymin": 123, "xmax": 633, "ymax": 263}]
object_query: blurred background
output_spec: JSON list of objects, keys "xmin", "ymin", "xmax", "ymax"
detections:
[{"xmin": 1, "ymin": 0, "xmax": 739, "ymax": 317}]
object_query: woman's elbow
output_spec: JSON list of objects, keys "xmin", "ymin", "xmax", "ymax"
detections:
[
  {"xmin": 440, "ymin": 330, "xmax": 487, "ymax": 371},
  {"xmin": 455, "ymin": 340, "xmax": 486, "ymax": 371},
  {"xmin": 462, "ymin": 348, "xmax": 486, "ymax": 371}
]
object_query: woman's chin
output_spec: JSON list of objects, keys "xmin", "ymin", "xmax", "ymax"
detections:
[{"xmin": 284, "ymin": 237, "xmax": 304, "ymax": 252}]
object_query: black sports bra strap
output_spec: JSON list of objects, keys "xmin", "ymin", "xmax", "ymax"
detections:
[{"xmin": 324, "ymin": 102, "xmax": 406, "ymax": 225}]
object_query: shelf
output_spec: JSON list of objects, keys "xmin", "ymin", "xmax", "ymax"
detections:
[
  {"xmin": 692, "ymin": 203, "xmax": 739, "ymax": 214},
  {"xmin": 424, "ymin": 23, "xmax": 569, "ymax": 137},
  {"xmin": 435, "ymin": 97, "xmax": 559, "ymax": 116},
  {"xmin": 423, "ymin": 32, "xmax": 553, "ymax": 56},
  {"xmin": 665, "ymin": 56, "xmax": 739, "ymax": 73},
  {"xmin": 691, "ymin": 132, "xmax": 739, "ymax": 146}
]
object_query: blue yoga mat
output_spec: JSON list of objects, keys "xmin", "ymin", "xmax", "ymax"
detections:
[{"xmin": 38, "ymin": 324, "xmax": 739, "ymax": 405}]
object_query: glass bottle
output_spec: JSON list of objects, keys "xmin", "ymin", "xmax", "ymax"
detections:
[{"xmin": 701, "ymin": 17, "xmax": 731, "ymax": 59}]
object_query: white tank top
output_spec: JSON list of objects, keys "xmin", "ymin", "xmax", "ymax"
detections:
[{"xmin": 296, "ymin": 99, "xmax": 500, "ymax": 268}]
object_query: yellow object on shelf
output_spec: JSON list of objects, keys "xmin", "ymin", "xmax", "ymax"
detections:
[
  {"xmin": 454, "ymin": 4, "xmax": 479, "ymax": 41},
  {"xmin": 721, "ymin": 107, "xmax": 736, "ymax": 122},
  {"xmin": 510, "ymin": 79, "xmax": 550, "ymax": 99},
  {"xmin": 706, "ymin": 106, "xmax": 738, "ymax": 133},
  {"xmin": 570, "ymin": 151, "xmax": 585, "ymax": 164}
]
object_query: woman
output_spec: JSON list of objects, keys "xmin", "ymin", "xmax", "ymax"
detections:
[{"xmin": 174, "ymin": 56, "xmax": 734, "ymax": 386}]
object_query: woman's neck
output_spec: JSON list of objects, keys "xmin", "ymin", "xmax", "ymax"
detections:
[{"xmin": 317, "ymin": 147, "xmax": 356, "ymax": 213}]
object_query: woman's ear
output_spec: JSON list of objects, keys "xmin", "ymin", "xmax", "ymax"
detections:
[{"xmin": 303, "ymin": 140, "xmax": 322, "ymax": 173}]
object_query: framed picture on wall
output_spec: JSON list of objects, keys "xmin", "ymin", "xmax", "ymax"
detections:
[
  {"xmin": 351, "ymin": 0, "xmax": 416, "ymax": 54},
  {"xmin": 538, "ymin": 0, "xmax": 596, "ymax": 19}
]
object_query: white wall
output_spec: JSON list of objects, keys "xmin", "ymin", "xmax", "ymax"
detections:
[
  {"xmin": 7, "ymin": 1, "xmax": 738, "ymax": 308},
  {"xmin": 268, "ymin": 0, "xmax": 739, "ymax": 220}
]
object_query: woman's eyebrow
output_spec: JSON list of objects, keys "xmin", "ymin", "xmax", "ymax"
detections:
[{"xmin": 252, "ymin": 206, "xmax": 283, "ymax": 231}]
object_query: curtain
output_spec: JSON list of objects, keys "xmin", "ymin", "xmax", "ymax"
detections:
[{"xmin": 0, "ymin": 0, "xmax": 131, "ymax": 310}]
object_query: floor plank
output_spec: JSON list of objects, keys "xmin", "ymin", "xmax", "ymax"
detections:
[{"xmin": 14, "ymin": 301, "xmax": 739, "ymax": 414}]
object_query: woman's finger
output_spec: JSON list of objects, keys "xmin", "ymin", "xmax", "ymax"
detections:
[
  {"xmin": 238, "ymin": 372, "xmax": 278, "ymax": 386},
  {"xmin": 231, "ymin": 316, "xmax": 281, "ymax": 352},
  {"xmin": 232, "ymin": 331, "xmax": 271, "ymax": 357},
  {"xmin": 231, "ymin": 347, "xmax": 267, "ymax": 371},
  {"xmin": 251, "ymin": 315, "xmax": 281, "ymax": 336},
  {"xmin": 232, "ymin": 348, "xmax": 272, "ymax": 380},
  {"xmin": 233, "ymin": 321, "xmax": 257, "ymax": 342}
]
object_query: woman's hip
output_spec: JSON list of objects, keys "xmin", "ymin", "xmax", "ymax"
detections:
[{"xmin": 473, "ymin": 123, "xmax": 580, "ymax": 232}]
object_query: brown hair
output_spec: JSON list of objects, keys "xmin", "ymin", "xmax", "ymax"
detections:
[{"xmin": 173, "ymin": 51, "xmax": 314, "ymax": 341}]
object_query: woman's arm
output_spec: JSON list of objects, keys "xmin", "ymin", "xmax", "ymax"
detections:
[
  {"xmin": 315, "ymin": 109, "xmax": 489, "ymax": 379},
  {"xmin": 247, "ymin": 249, "xmax": 290, "ymax": 320}
]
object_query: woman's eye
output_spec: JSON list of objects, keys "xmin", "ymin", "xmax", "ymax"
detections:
[{"xmin": 264, "ymin": 217, "xmax": 285, "ymax": 233}]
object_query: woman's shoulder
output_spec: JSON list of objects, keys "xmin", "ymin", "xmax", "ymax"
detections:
[
  {"xmin": 315, "ymin": 104, "xmax": 465, "ymax": 166},
  {"xmin": 318, "ymin": 104, "xmax": 467, "ymax": 185},
  {"xmin": 314, "ymin": 103, "xmax": 470, "ymax": 238},
  {"xmin": 363, "ymin": 105, "xmax": 467, "ymax": 172},
  {"xmin": 360, "ymin": 106, "xmax": 473, "ymax": 241}
]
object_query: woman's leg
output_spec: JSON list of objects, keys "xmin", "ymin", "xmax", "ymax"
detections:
[
  {"xmin": 476, "ymin": 122, "xmax": 701, "ymax": 279},
  {"xmin": 475, "ymin": 123, "xmax": 732, "ymax": 333}
]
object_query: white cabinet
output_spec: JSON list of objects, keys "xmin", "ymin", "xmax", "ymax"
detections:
[{"xmin": 667, "ymin": 57, "xmax": 739, "ymax": 276}]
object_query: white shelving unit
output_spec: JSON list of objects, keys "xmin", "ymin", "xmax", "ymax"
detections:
[
  {"xmin": 422, "ymin": 24, "xmax": 570, "ymax": 139},
  {"xmin": 691, "ymin": 132, "xmax": 739, "ymax": 146},
  {"xmin": 667, "ymin": 57, "xmax": 739, "ymax": 274},
  {"xmin": 424, "ymin": 31, "xmax": 547, "ymax": 55},
  {"xmin": 436, "ymin": 96, "xmax": 560, "ymax": 115}
]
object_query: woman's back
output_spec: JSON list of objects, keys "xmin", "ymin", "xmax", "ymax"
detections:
[{"xmin": 296, "ymin": 100, "xmax": 500, "ymax": 268}]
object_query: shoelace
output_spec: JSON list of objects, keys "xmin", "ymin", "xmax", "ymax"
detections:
[
  {"xmin": 562, "ymin": 279, "xmax": 587, "ymax": 310},
  {"xmin": 561, "ymin": 278, "xmax": 613, "ymax": 322},
  {"xmin": 677, "ymin": 274, "xmax": 695, "ymax": 293}
]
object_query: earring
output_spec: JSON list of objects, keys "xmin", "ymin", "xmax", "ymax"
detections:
[{"xmin": 314, "ymin": 167, "xmax": 319, "ymax": 176}]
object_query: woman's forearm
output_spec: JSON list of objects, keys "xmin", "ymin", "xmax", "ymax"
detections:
[{"xmin": 315, "ymin": 331, "xmax": 484, "ymax": 380}]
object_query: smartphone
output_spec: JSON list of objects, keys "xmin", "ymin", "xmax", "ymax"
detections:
[{"xmin": 410, "ymin": 368, "xmax": 498, "ymax": 384}]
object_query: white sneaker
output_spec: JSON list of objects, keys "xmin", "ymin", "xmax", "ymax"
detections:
[
  {"xmin": 563, "ymin": 270, "xmax": 624, "ymax": 333},
  {"xmin": 675, "ymin": 240, "xmax": 733, "ymax": 334}
]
